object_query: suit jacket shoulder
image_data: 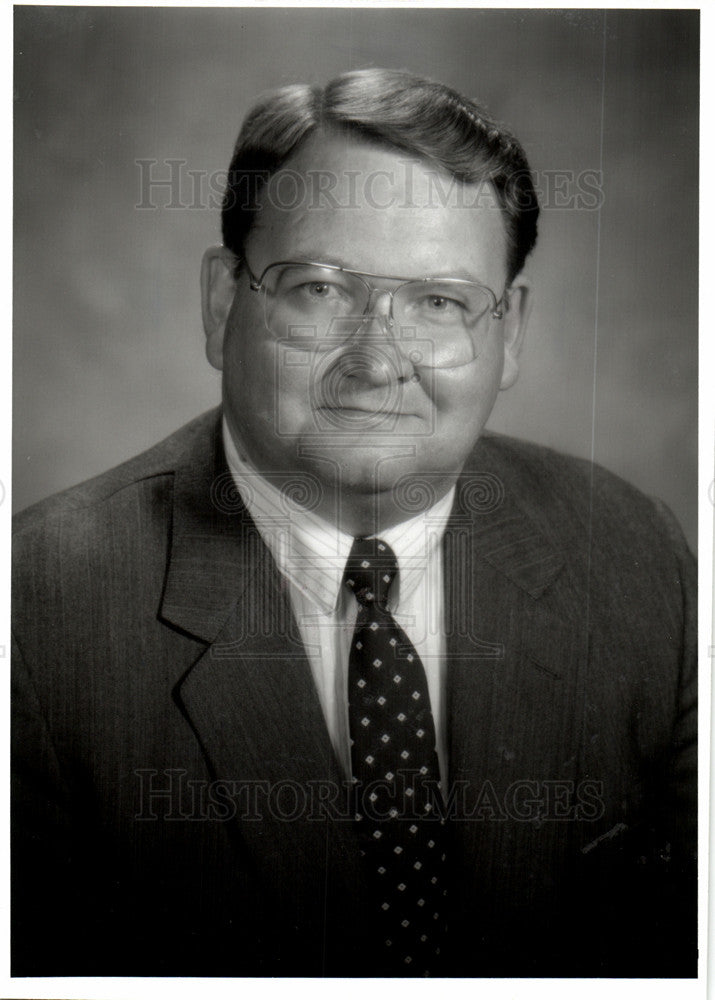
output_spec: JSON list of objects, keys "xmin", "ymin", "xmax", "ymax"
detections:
[
  {"xmin": 470, "ymin": 430, "xmax": 694, "ymax": 607},
  {"xmin": 475, "ymin": 430, "xmax": 691, "ymax": 550},
  {"xmin": 13, "ymin": 407, "xmax": 221, "ymax": 537}
]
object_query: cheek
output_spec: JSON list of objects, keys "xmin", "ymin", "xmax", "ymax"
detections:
[
  {"xmin": 221, "ymin": 311, "xmax": 276, "ymax": 431},
  {"xmin": 223, "ymin": 328, "xmax": 318, "ymax": 436},
  {"xmin": 430, "ymin": 344, "xmax": 504, "ymax": 426},
  {"xmin": 224, "ymin": 339, "xmax": 270, "ymax": 401},
  {"xmin": 223, "ymin": 300, "xmax": 273, "ymax": 394}
]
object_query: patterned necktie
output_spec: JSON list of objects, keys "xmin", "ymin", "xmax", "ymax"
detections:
[{"xmin": 345, "ymin": 536, "xmax": 448, "ymax": 976}]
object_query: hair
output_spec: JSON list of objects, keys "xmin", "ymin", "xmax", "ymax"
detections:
[{"xmin": 221, "ymin": 68, "xmax": 539, "ymax": 283}]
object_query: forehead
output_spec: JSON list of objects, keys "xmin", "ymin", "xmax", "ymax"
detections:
[{"xmin": 247, "ymin": 131, "xmax": 509, "ymax": 285}]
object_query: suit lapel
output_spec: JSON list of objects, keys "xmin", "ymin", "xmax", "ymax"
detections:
[
  {"xmin": 444, "ymin": 449, "xmax": 588, "ymax": 797},
  {"xmin": 442, "ymin": 449, "xmax": 590, "ymax": 927},
  {"xmin": 175, "ymin": 579, "xmax": 369, "ymax": 965},
  {"xmin": 158, "ymin": 413, "xmax": 368, "ymax": 969}
]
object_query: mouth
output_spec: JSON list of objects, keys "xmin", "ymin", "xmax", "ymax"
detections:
[{"xmin": 315, "ymin": 405, "xmax": 417, "ymax": 419}]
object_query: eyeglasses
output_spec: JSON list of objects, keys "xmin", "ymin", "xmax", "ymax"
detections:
[{"xmin": 244, "ymin": 258, "xmax": 509, "ymax": 370}]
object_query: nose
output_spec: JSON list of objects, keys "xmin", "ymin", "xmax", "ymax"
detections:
[
  {"xmin": 362, "ymin": 288, "xmax": 394, "ymax": 332},
  {"xmin": 340, "ymin": 289, "xmax": 415, "ymax": 386}
]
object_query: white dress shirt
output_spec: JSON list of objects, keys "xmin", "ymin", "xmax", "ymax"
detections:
[{"xmin": 223, "ymin": 421, "xmax": 455, "ymax": 781}]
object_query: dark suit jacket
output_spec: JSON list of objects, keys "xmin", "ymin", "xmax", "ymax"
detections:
[{"xmin": 12, "ymin": 408, "xmax": 696, "ymax": 977}]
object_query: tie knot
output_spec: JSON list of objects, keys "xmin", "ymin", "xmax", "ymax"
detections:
[{"xmin": 344, "ymin": 537, "xmax": 397, "ymax": 607}]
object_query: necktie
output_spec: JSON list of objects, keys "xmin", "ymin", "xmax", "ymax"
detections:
[{"xmin": 345, "ymin": 537, "xmax": 448, "ymax": 976}]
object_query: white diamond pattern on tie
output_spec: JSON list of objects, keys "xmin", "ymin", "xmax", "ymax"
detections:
[{"xmin": 345, "ymin": 537, "xmax": 448, "ymax": 976}]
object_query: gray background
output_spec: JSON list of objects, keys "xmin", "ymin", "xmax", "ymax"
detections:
[{"xmin": 13, "ymin": 7, "xmax": 698, "ymax": 549}]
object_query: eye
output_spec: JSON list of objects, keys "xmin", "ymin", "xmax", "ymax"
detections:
[
  {"xmin": 299, "ymin": 281, "xmax": 343, "ymax": 300},
  {"xmin": 425, "ymin": 294, "xmax": 464, "ymax": 312}
]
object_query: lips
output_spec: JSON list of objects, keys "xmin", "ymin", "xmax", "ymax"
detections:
[{"xmin": 316, "ymin": 405, "xmax": 416, "ymax": 418}]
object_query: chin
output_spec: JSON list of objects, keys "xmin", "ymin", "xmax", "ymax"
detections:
[{"xmin": 332, "ymin": 445, "xmax": 454, "ymax": 493}]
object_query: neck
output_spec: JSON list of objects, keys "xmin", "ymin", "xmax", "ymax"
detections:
[{"xmin": 309, "ymin": 479, "xmax": 458, "ymax": 536}]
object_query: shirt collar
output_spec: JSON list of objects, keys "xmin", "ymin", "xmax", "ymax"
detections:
[
  {"xmin": 222, "ymin": 419, "xmax": 455, "ymax": 615},
  {"xmin": 378, "ymin": 486, "xmax": 454, "ymax": 606}
]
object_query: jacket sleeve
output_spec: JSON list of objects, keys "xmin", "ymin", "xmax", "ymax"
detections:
[
  {"xmin": 11, "ymin": 632, "xmax": 99, "ymax": 974},
  {"xmin": 651, "ymin": 498, "xmax": 698, "ymax": 974}
]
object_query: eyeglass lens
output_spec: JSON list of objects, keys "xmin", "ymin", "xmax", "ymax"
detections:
[{"xmin": 260, "ymin": 264, "xmax": 496, "ymax": 369}]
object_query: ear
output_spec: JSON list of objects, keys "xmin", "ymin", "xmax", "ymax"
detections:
[
  {"xmin": 200, "ymin": 245, "xmax": 239, "ymax": 371},
  {"xmin": 499, "ymin": 276, "xmax": 533, "ymax": 390}
]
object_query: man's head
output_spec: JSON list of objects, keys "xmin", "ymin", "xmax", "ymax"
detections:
[
  {"xmin": 201, "ymin": 68, "xmax": 539, "ymax": 531},
  {"xmin": 220, "ymin": 68, "xmax": 538, "ymax": 285}
]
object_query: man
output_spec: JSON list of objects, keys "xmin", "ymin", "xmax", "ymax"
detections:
[{"xmin": 12, "ymin": 68, "xmax": 696, "ymax": 978}]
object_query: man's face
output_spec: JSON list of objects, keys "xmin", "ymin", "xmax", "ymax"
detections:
[{"xmin": 204, "ymin": 131, "xmax": 529, "ymax": 517}]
